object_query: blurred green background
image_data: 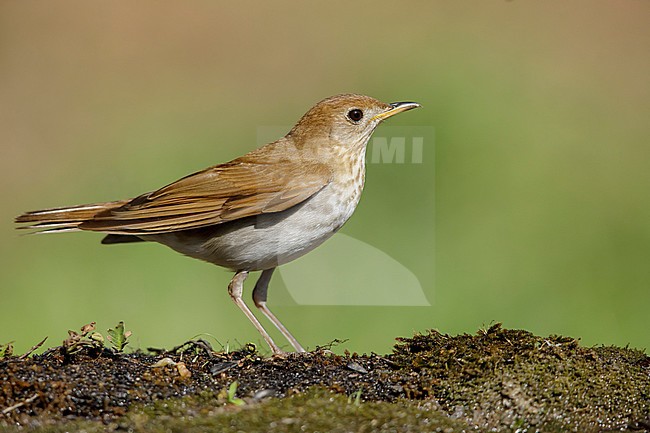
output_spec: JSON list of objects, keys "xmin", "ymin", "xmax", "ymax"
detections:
[{"xmin": 1, "ymin": 1, "xmax": 648, "ymax": 355}]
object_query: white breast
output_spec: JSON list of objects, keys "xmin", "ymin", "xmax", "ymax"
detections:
[{"xmin": 147, "ymin": 163, "xmax": 366, "ymax": 272}]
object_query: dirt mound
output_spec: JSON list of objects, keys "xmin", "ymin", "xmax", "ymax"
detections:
[{"xmin": 1, "ymin": 324, "xmax": 648, "ymax": 432}]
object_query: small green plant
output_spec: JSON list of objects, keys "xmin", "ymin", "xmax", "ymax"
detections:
[
  {"xmin": 0, "ymin": 341, "xmax": 14, "ymax": 358},
  {"xmin": 63, "ymin": 322, "xmax": 104, "ymax": 354},
  {"xmin": 226, "ymin": 381, "xmax": 245, "ymax": 406},
  {"xmin": 107, "ymin": 321, "xmax": 132, "ymax": 352},
  {"xmin": 349, "ymin": 386, "xmax": 363, "ymax": 406}
]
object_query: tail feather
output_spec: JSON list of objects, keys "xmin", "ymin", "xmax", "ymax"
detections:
[{"xmin": 15, "ymin": 200, "xmax": 129, "ymax": 234}]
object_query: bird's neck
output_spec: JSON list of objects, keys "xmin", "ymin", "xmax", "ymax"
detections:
[{"xmin": 331, "ymin": 142, "xmax": 367, "ymax": 201}]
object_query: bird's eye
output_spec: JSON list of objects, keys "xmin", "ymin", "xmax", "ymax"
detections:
[{"xmin": 347, "ymin": 109, "xmax": 363, "ymax": 123}]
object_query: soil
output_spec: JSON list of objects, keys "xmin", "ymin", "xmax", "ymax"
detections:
[{"xmin": 1, "ymin": 323, "xmax": 649, "ymax": 432}]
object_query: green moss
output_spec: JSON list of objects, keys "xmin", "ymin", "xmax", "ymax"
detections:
[
  {"xmin": 391, "ymin": 323, "xmax": 650, "ymax": 432},
  {"xmin": 2, "ymin": 389, "xmax": 470, "ymax": 433}
]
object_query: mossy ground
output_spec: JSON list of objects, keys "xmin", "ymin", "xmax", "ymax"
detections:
[{"xmin": 1, "ymin": 324, "xmax": 648, "ymax": 432}]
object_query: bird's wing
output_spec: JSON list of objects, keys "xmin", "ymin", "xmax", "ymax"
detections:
[{"xmin": 79, "ymin": 158, "xmax": 332, "ymax": 235}]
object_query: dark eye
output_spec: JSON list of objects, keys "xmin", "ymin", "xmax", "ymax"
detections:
[{"xmin": 347, "ymin": 109, "xmax": 363, "ymax": 123}]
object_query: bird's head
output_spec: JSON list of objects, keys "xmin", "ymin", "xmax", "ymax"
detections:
[{"xmin": 288, "ymin": 93, "xmax": 420, "ymax": 156}]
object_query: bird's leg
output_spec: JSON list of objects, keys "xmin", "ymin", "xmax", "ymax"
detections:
[
  {"xmin": 252, "ymin": 268, "xmax": 306, "ymax": 353},
  {"xmin": 228, "ymin": 270, "xmax": 282, "ymax": 354}
]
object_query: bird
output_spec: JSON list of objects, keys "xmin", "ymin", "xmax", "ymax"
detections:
[{"xmin": 15, "ymin": 93, "xmax": 421, "ymax": 354}]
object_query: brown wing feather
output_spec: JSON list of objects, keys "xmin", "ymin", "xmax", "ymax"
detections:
[{"xmin": 78, "ymin": 158, "xmax": 331, "ymax": 235}]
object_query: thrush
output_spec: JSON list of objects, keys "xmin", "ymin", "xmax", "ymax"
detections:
[{"xmin": 15, "ymin": 93, "xmax": 420, "ymax": 354}]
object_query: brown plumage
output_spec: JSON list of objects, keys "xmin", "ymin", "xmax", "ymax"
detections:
[
  {"xmin": 17, "ymin": 148, "xmax": 331, "ymax": 235},
  {"xmin": 16, "ymin": 93, "xmax": 420, "ymax": 354}
]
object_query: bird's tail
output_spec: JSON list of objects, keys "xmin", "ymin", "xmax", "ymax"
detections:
[{"xmin": 15, "ymin": 200, "xmax": 128, "ymax": 234}]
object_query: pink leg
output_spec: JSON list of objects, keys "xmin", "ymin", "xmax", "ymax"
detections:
[
  {"xmin": 253, "ymin": 268, "xmax": 305, "ymax": 352},
  {"xmin": 228, "ymin": 271, "xmax": 282, "ymax": 354}
]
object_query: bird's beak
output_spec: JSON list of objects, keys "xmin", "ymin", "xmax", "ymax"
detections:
[{"xmin": 372, "ymin": 101, "xmax": 421, "ymax": 122}]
